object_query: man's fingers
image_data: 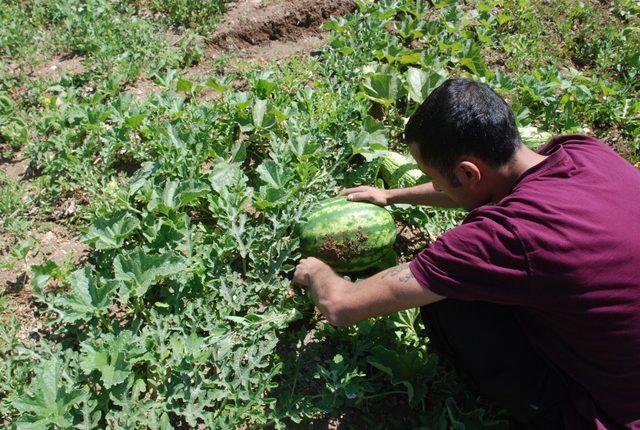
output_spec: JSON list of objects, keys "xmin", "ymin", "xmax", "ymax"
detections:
[
  {"xmin": 293, "ymin": 259, "xmax": 310, "ymax": 286},
  {"xmin": 339, "ymin": 186, "xmax": 369, "ymax": 196},
  {"xmin": 346, "ymin": 192, "xmax": 370, "ymax": 202}
]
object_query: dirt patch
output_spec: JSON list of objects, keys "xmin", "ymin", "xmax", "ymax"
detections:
[
  {"xmin": 394, "ymin": 221, "xmax": 432, "ymax": 262},
  {"xmin": 233, "ymin": 34, "xmax": 327, "ymax": 63},
  {"xmin": 35, "ymin": 224, "xmax": 91, "ymax": 266},
  {"xmin": 208, "ymin": 0, "xmax": 355, "ymax": 51},
  {"xmin": 31, "ymin": 55, "xmax": 85, "ymax": 80},
  {"xmin": 127, "ymin": 77, "xmax": 165, "ymax": 100},
  {"xmin": 1, "ymin": 224, "xmax": 90, "ymax": 288},
  {"xmin": 0, "ymin": 153, "xmax": 31, "ymax": 181},
  {"xmin": 126, "ymin": 0, "xmax": 355, "ymax": 101},
  {"xmin": 608, "ymin": 130, "xmax": 639, "ymax": 163},
  {"xmin": 0, "ymin": 224, "xmax": 90, "ymax": 343},
  {"xmin": 318, "ymin": 227, "xmax": 369, "ymax": 262}
]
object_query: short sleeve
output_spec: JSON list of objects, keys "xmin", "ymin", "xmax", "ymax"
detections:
[{"xmin": 409, "ymin": 213, "xmax": 531, "ymax": 305}]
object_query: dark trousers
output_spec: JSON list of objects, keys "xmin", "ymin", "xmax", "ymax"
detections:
[{"xmin": 420, "ymin": 299, "xmax": 570, "ymax": 429}]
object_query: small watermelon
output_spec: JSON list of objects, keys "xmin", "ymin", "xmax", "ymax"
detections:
[
  {"xmin": 379, "ymin": 151, "xmax": 429, "ymax": 188},
  {"xmin": 298, "ymin": 197, "xmax": 397, "ymax": 272}
]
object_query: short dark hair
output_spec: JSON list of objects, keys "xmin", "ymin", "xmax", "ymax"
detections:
[{"xmin": 404, "ymin": 78, "xmax": 521, "ymax": 185}]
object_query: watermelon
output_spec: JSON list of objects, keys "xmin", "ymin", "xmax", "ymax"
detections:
[
  {"xmin": 518, "ymin": 125, "xmax": 552, "ymax": 150},
  {"xmin": 299, "ymin": 197, "xmax": 397, "ymax": 272},
  {"xmin": 373, "ymin": 248, "xmax": 398, "ymax": 271},
  {"xmin": 379, "ymin": 151, "xmax": 429, "ymax": 188}
]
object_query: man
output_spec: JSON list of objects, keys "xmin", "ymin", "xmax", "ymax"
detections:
[{"xmin": 293, "ymin": 78, "xmax": 640, "ymax": 429}]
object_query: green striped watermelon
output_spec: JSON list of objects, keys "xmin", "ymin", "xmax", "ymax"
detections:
[
  {"xmin": 373, "ymin": 248, "xmax": 398, "ymax": 271},
  {"xmin": 298, "ymin": 197, "xmax": 397, "ymax": 272},
  {"xmin": 379, "ymin": 151, "xmax": 429, "ymax": 188}
]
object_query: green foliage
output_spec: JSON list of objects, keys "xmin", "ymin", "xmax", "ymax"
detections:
[
  {"xmin": 0, "ymin": 171, "xmax": 25, "ymax": 222},
  {"xmin": 83, "ymin": 211, "xmax": 141, "ymax": 250},
  {"xmin": 139, "ymin": 0, "xmax": 226, "ymax": 32},
  {"xmin": 12, "ymin": 357, "xmax": 87, "ymax": 429},
  {"xmin": 0, "ymin": 0, "xmax": 637, "ymax": 428},
  {"xmin": 80, "ymin": 331, "xmax": 141, "ymax": 388},
  {"xmin": 53, "ymin": 267, "xmax": 117, "ymax": 323},
  {"xmin": 113, "ymin": 247, "xmax": 187, "ymax": 299}
]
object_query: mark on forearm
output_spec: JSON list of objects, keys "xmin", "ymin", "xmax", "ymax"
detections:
[
  {"xmin": 399, "ymin": 271, "xmax": 415, "ymax": 283},
  {"xmin": 380, "ymin": 262, "xmax": 411, "ymax": 281}
]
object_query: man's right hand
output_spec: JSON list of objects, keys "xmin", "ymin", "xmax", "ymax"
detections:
[{"xmin": 339, "ymin": 186, "xmax": 390, "ymax": 206}]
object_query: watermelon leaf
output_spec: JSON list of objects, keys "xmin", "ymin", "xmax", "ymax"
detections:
[
  {"xmin": 83, "ymin": 211, "xmax": 140, "ymax": 250},
  {"xmin": 80, "ymin": 331, "xmax": 142, "ymax": 389},
  {"xmin": 113, "ymin": 247, "xmax": 187, "ymax": 299},
  {"xmin": 54, "ymin": 267, "xmax": 117, "ymax": 323},
  {"xmin": 13, "ymin": 358, "xmax": 87, "ymax": 429}
]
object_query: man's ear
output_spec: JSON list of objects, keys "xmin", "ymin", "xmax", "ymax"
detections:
[{"xmin": 455, "ymin": 161, "xmax": 482, "ymax": 188}]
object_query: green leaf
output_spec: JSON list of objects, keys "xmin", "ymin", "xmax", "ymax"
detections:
[
  {"xmin": 129, "ymin": 162, "xmax": 159, "ymax": 196},
  {"xmin": 205, "ymin": 77, "xmax": 227, "ymax": 92},
  {"xmin": 54, "ymin": 267, "xmax": 117, "ymax": 323},
  {"xmin": 252, "ymin": 74, "xmax": 278, "ymax": 99},
  {"xmin": 31, "ymin": 260, "xmax": 61, "ymax": 291},
  {"xmin": 361, "ymin": 72, "xmax": 405, "ymax": 107},
  {"xmin": 80, "ymin": 331, "xmax": 136, "ymax": 388},
  {"xmin": 207, "ymin": 161, "xmax": 242, "ymax": 194},
  {"xmin": 147, "ymin": 179, "xmax": 207, "ymax": 214},
  {"xmin": 518, "ymin": 125, "xmax": 552, "ymax": 149},
  {"xmin": 289, "ymin": 134, "xmax": 318, "ymax": 158},
  {"xmin": 148, "ymin": 180, "xmax": 179, "ymax": 213},
  {"xmin": 83, "ymin": 211, "xmax": 140, "ymax": 250},
  {"xmin": 366, "ymin": 345, "xmax": 433, "ymax": 404},
  {"xmin": 397, "ymin": 51, "xmax": 422, "ymax": 64},
  {"xmin": 177, "ymin": 180, "xmax": 208, "ymax": 206},
  {"xmin": 253, "ymin": 98, "xmax": 268, "ymax": 128},
  {"xmin": 11, "ymin": 236, "xmax": 36, "ymax": 261},
  {"xmin": 256, "ymin": 160, "xmax": 290, "ymax": 188},
  {"xmin": 13, "ymin": 358, "xmax": 86, "ymax": 429},
  {"xmin": 459, "ymin": 42, "xmax": 491, "ymax": 77},
  {"xmin": 349, "ymin": 126, "xmax": 389, "ymax": 162},
  {"xmin": 113, "ymin": 247, "xmax": 186, "ymax": 298},
  {"xmin": 443, "ymin": 397, "xmax": 508, "ymax": 429},
  {"xmin": 406, "ymin": 67, "xmax": 429, "ymax": 104},
  {"xmin": 176, "ymin": 78, "xmax": 194, "ymax": 93},
  {"xmin": 125, "ymin": 114, "xmax": 146, "ymax": 128},
  {"xmin": 406, "ymin": 67, "xmax": 448, "ymax": 104},
  {"xmin": 75, "ymin": 397, "xmax": 101, "ymax": 430}
]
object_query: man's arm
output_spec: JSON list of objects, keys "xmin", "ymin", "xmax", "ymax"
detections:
[
  {"xmin": 293, "ymin": 257, "xmax": 445, "ymax": 327},
  {"xmin": 340, "ymin": 183, "xmax": 459, "ymax": 208}
]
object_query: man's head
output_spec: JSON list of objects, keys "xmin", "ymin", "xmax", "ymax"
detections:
[{"xmin": 404, "ymin": 78, "xmax": 522, "ymax": 209}]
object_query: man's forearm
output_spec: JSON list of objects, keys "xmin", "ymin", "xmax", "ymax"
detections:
[
  {"xmin": 307, "ymin": 269, "xmax": 351, "ymax": 325},
  {"xmin": 308, "ymin": 262, "xmax": 444, "ymax": 327},
  {"xmin": 386, "ymin": 182, "xmax": 459, "ymax": 208}
]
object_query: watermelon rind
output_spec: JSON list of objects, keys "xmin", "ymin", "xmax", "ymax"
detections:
[{"xmin": 299, "ymin": 197, "xmax": 396, "ymax": 272}]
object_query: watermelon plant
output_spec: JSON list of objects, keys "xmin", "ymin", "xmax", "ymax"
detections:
[{"xmin": 0, "ymin": 0, "xmax": 637, "ymax": 428}]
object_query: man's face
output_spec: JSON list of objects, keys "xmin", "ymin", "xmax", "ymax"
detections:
[{"xmin": 408, "ymin": 143, "xmax": 491, "ymax": 210}]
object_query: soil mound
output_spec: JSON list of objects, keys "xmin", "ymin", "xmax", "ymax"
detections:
[{"xmin": 210, "ymin": 0, "xmax": 356, "ymax": 50}]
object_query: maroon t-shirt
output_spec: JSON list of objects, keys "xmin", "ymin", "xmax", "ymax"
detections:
[{"xmin": 410, "ymin": 135, "xmax": 640, "ymax": 429}]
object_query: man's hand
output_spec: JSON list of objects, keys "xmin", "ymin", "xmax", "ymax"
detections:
[
  {"xmin": 293, "ymin": 257, "xmax": 334, "ymax": 288},
  {"xmin": 339, "ymin": 186, "xmax": 390, "ymax": 206},
  {"xmin": 341, "ymin": 183, "xmax": 460, "ymax": 208},
  {"xmin": 293, "ymin": 257, "xmax": 348, "ymax": 325}
]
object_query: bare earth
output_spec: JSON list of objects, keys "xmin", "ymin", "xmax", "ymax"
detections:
[
  {"xmin": 0, "ymin": 224, "xmax": 90, "ymax": 343},
  {"xmin": 130, "ymin": 0, "xmax": 355, "ymax": 98},
  {"xmin": 209, "ymin": 0, "xmax": 355, "ymax": 51},
  {"xmin": 0, "ymin": 153, "xmax": 30, "ymax": 181}
]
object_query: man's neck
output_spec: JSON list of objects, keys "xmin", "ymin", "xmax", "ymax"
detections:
[{"xmin": 490, "ymin": 146, "xmax": 548, "ymax": 203}]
